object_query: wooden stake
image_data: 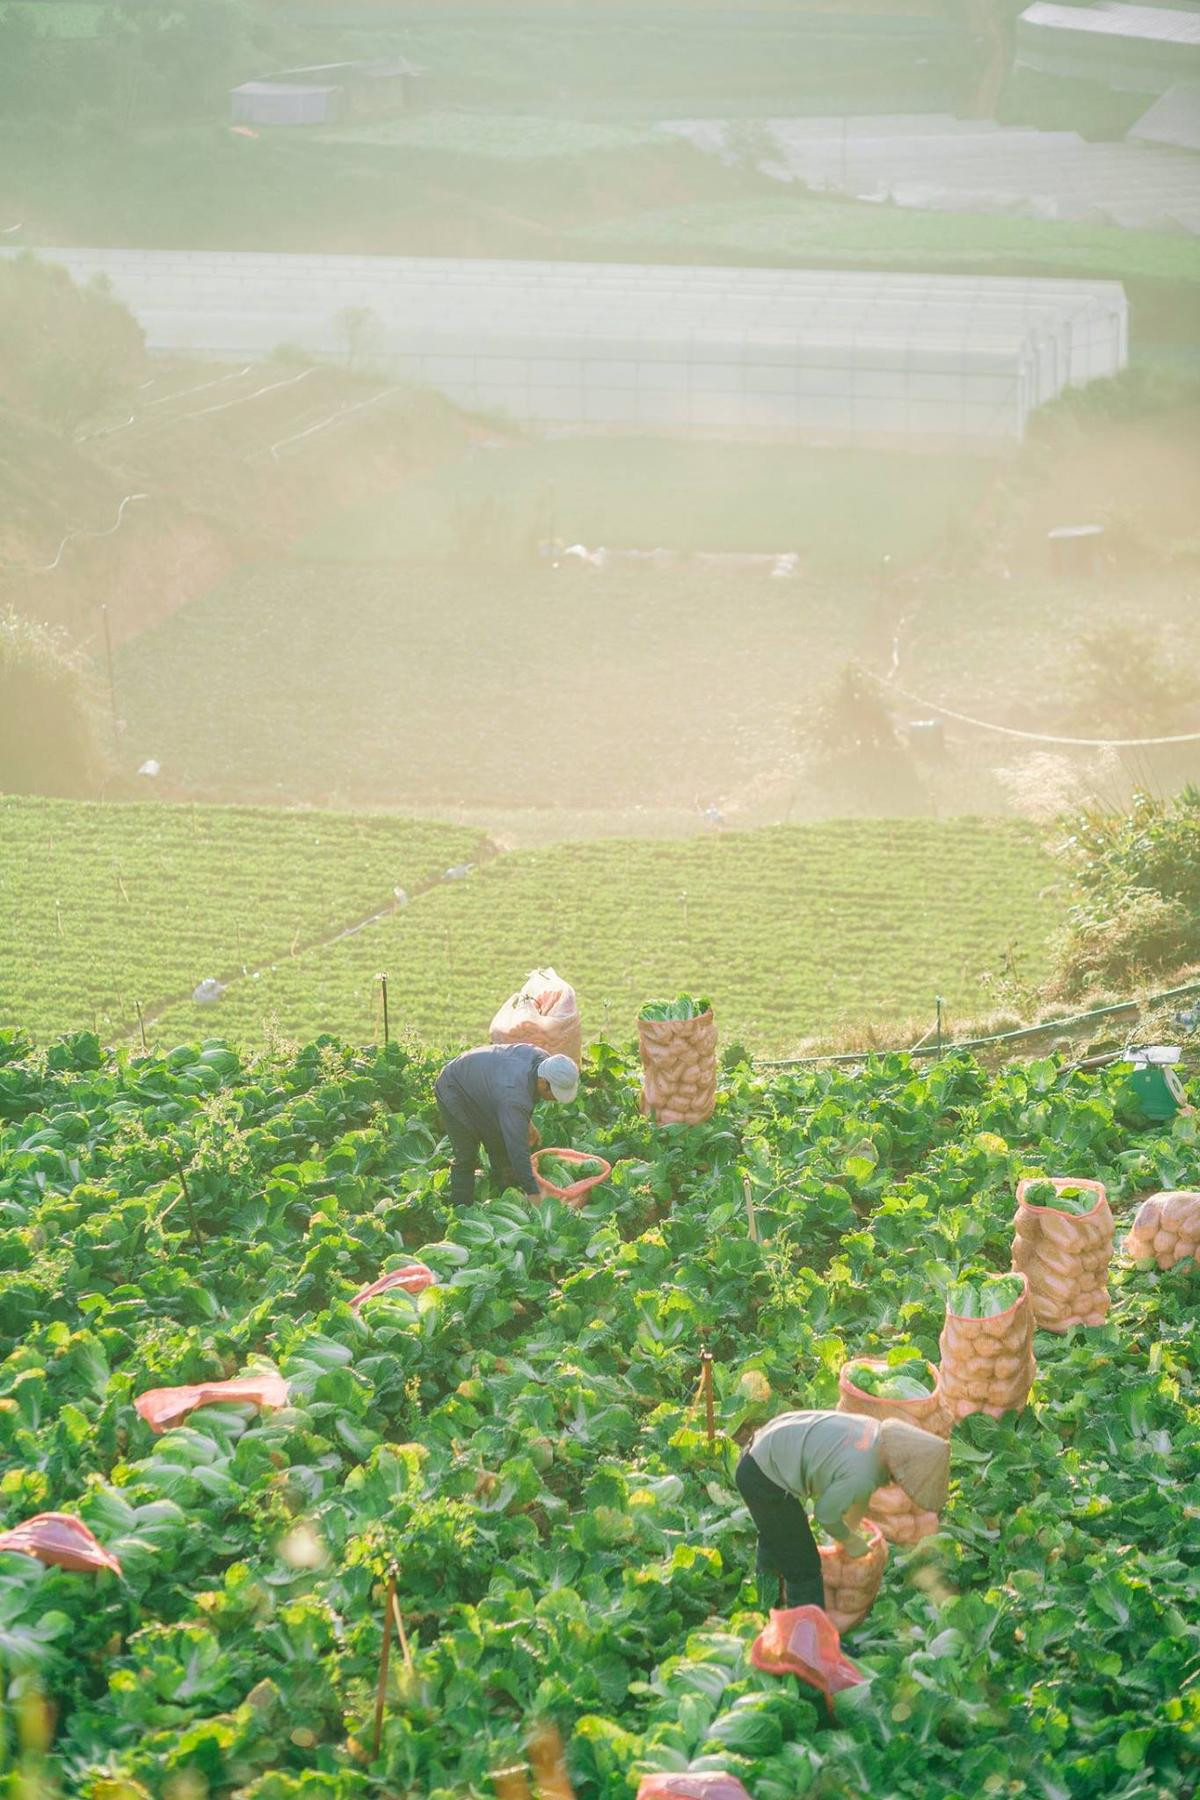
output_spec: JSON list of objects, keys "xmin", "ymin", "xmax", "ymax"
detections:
[
  {"xmin": 134, "ymin": 1000, "xmax": 147, "ymax": 1054},
  {"xmin": 371, "ymin": 1571, "xmax": 397, "ymax": 1761},
  {"xmin": 175, "ymin": 1160, "xmax": 203, "ymax": 1247},
  {"xmin": 379, "ymin": 973, "xmax": 390, "ymax": 1047},
  {"xmin": 701, "ymin": 1349, "xmax": 715, "ymax": 1447},
  {"xmin": 390, "ymin": 1590, "xmax": 413, "ymax": 1674},
  {"xmin": 743, "ymin": 1175, "xmax": 759, "ymax": 1243}
]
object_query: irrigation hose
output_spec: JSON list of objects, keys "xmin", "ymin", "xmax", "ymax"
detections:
[{"xmin": 757, "ymin": 976, "xmax": 1200, "ymax": 1069}]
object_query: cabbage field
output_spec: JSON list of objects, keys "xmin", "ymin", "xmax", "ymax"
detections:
[
  {"xmin": 0, "ymin": 1023, "xmax": 1197, "ymax": 1797},
  {"xmin": 2, "ymin": 799, "xmax": 1062, "ymax": 1055}
]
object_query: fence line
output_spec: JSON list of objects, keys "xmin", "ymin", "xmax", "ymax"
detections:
[{"xmin": 757, "ymin": 977, "xmax": 1200, "ymax": 1069}]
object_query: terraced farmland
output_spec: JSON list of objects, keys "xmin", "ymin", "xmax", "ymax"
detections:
[
  {"xmin": 0, "ymin": 800, "xmax": 484, "ymax": 1046},
  {"xmin": 148, "ymin": 818, "xmax": 1066, "ymax": 1056}
]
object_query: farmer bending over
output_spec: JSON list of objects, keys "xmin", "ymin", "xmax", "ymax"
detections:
[
  {"xmin": 435, "ymin": 1044, "xmax": 579, "ymax": 1206},
  {"xmin": 737, "ymin": 1409, "xmax": 949, "ymax": 1610}
]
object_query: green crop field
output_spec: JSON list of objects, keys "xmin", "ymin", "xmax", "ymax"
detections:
[
  {"xmin": 0, "ymin": 799, "xmax": 484, "ymax": 1046},
  {"xmin": 0, "ymin": 1028, "xmax": 1196, "ymax": 1796},
  {"xmin": 146, "ymin": 818, "xmax": 1065, "ymax": 1055},
  {"xmin": 0, "ymin": 805, "xmax": 1064, "ymax": 1055},
  {"xmin": 114, "ymin": 560, "xmax": 866, "ymax": 813}
]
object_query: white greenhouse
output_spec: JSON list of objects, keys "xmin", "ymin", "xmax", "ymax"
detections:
[{"xmin": 19, "ymin": 248, "xmax": 1129, "ymax": 450}]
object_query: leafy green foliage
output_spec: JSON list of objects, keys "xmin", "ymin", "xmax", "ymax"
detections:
[
  {"xmin": 638, "ymin": 998, "xmax": 712, "ymax": 1023},
  {"xmin": 0, "ymin": 612, "xmax": 107, "ymax": 800},
  {"xmin": 0, "ymin": 1030, "xmax": 1196, "ymax": 1796},
  {"xmin": 1055, "ymin": 788, "xmax": 1200, "ymax": 992},
  {"xmin": 0, "ymin": 799, "xmax": 484, "ymax": 1043},
  {"xmin": 844, "ymin": 1356, "xmax": 935, "ymax": 1399},
  {"xmin": 945, "ymin": 1275, "xmax": 1025, "ymax": 1320}
]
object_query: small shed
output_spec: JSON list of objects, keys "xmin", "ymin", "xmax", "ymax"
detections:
[
  {"xmin": 231, "ymin": 81, "xmax": 343, "ymax": 128},
  {"xmin": 230, "ymin": 58, "xmax": 422, "ymax": 128}
]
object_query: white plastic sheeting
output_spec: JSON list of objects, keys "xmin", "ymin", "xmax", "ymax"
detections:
[
  {"xmin": 1018, "ymin": 3, "xmax": 1200, "ymax": 92},
  {"xmin": 663, "ymin": 114, "xmax": 1200, "ymax": 233},
  {"xmin": 13, "ymin": 247, "xmax": 1129, "ymax": 449}
]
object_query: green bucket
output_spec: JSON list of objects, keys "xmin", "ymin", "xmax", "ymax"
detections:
[{"xmin": 1125, "ymin": 1051, "xmax": 1186, "ymax": 1124}]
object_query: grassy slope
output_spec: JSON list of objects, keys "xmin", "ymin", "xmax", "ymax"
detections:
[
  {"xmin": 146, "ymin": 818, "xmax": 1066, "ymax": 1055},
  {"xmin": 0, "ymin": 800, "xmax": 483, "ymax": 1044}
]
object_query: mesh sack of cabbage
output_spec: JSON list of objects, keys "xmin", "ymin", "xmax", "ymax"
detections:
[
  {"xmin": 1124, "ymin": 1190, "xmax": 1200, "ymax": 1270},
  {"xmin": 818, "ymin": 1520, "xmax": 888, "ymax": 1632},
  {"xmin": 938, "ymin": 1274, "xmax": 1036, "ymax": 1422},
  {"xmin": 1012, "ymin": 1177, "xmax": 1114, "ymax": 1331},
  {"xmin": 638, "ymin": 996, "xmax": 718, "ymax": 1126},
  {"xmin": 490, "ymin": 966, "xmax": 582, "ymax": 1063},
  {"xmin": 837, "ymin": 1358, "xmax": 947, "ymax": 1545}
]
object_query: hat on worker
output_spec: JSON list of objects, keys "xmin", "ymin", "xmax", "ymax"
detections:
[
  {"xmin": 878, "ymin": 1418, "xmax": 950, "ymax": 1514},
  {"xmin": 538, "ymin": 1054, "xmax": 579, "ymax": 1104}
]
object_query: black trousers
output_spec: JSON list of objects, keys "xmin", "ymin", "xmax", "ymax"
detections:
[
  {"xmin": 736, "ymin": 1450, "xmax": 825, "ymax": 1609},
  {"xmin": 437, "ymin": 1101, "xmax": 516, "ymax": 1205}
]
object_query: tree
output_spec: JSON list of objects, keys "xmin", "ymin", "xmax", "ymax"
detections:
[
  {"xmin": 0, "ymin": 609, "xmax": 107, "ymax": 797},
  {"xmin": 0, "ymin": 255, "xmax": 145, "ymax": 435}
]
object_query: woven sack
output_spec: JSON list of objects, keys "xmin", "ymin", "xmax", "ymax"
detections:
[
  {"xmin": 0, "ymin": 1512, "xmax": 122, "ymax": 1576},
  {"xmin": 349, "ymin": 1262, "xmax": 437, "ymax": 1311},
  {"xmin": 490, "ymin": 967, "xmax": 582, "ymax": 1063},
  {"xmin": 639, "ymin": 1008, "xmax": 718, "ymax": 1126},
  {"xmin": 938, "ymin": 1275, "xmax": 1035, "ymax": 1423},
  {"xmin": 532, "ymin": 1147, "xmax": 612, "ymax": 1210},
  {"xmin": 837, "ymin": 1359, "xmax": 947, "ymax": 1544},
  {"xmin": 134, "ymin": 1371, "xmax": 289, "ymax": 1434},
  {"xmin": 1012, "ymin": 1178, "xmax": 1114, "ymax": 1331},
  {"xmin": 637, "ymin": 1777, "xmax": 753, "ymax": 1800},
  {"xmin": 819, "ymin": 1520, "xmax": 887, "ymax": 1632},
  {"xmin": 749, "ymin": 1604, "xmax": 866, "ymax": 1713},
  {"xmin": 1125, "ymin": 1190, "xmax": 1200, "ymax": 1269}
]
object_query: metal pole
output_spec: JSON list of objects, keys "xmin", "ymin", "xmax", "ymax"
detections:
[
  {"xmin": 134, "ymin": 999, "xmax": 147, "ymax": 1054},
  {"xmin": 101, "ymin": 604, "xmax": 118, "ymax": 749},
  {"xmin": 379, "ymin": 974, "xmax": 390, "ymax": 1046},
  {"xmin": 936, "ymin": 996, "xmax": 943, "ymax": 1060},
  {"xmin": 701, "ymin": 1350, "xmax": 715, "ymax": 1446}
]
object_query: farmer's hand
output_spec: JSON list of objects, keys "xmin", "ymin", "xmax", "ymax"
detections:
[
  {"xmin": 528, "ymin": 1123, "xmax": 541, "ymax": 1149},
  {"xmin": 842, "ymin": 1533, "xmax": 871, "ymax": 1560}
]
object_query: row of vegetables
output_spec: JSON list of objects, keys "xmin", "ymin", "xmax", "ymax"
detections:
[{"xmin": 0, "ymin": 1025, "xmax": 1197, "ymax": 1798}]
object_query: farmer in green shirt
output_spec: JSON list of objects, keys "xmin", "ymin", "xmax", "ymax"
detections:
[{"xmin": 736, "ymin": 1410, "xmax": 949, "ymax": 1611}]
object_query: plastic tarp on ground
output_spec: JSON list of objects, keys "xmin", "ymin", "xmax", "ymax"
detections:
[{"xmin": 4, "ymin": 247, "xmax": 1130, "ymax": 451}]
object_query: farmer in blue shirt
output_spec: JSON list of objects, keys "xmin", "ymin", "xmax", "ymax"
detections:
[{"xmin": 435, "ymin": 1044, "xmax": 579, "ymax": 1205}]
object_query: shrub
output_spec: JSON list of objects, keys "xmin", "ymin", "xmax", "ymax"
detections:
[
  {"xmin": 0, "ymin": 609, "xmax": 107, "ymax": 796},
  {"xmin": 1052, "ymin": 788, "xmax": 1200, "ymax": 992}
]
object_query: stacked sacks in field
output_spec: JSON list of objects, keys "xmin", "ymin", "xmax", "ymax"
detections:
[
  {"xmin": 1012, "ymin": 1177, "xmax": 1114, "ymax": 1331},
  {"xmin": 837, "ymin": 1357, "xmax": 948, "ymax": 1544},
  {"xmin": 1125, "ymin": 1190, "xmax": 1200, "ymax": 1269},
  {"xmin": 638, "ymin": 995, "xmax": 717, "ymax": 1126},
  {"xmin": 490, "ymin": 967, "xmax": 582, "ymax": 1064},
  {"xmin": 938, "ymin": 1273, "xmax": 1036, "ymax": 1423},
  {"xmin": 819, "ymin": 1521, "xmax": 887, "ymax": 1633}
]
